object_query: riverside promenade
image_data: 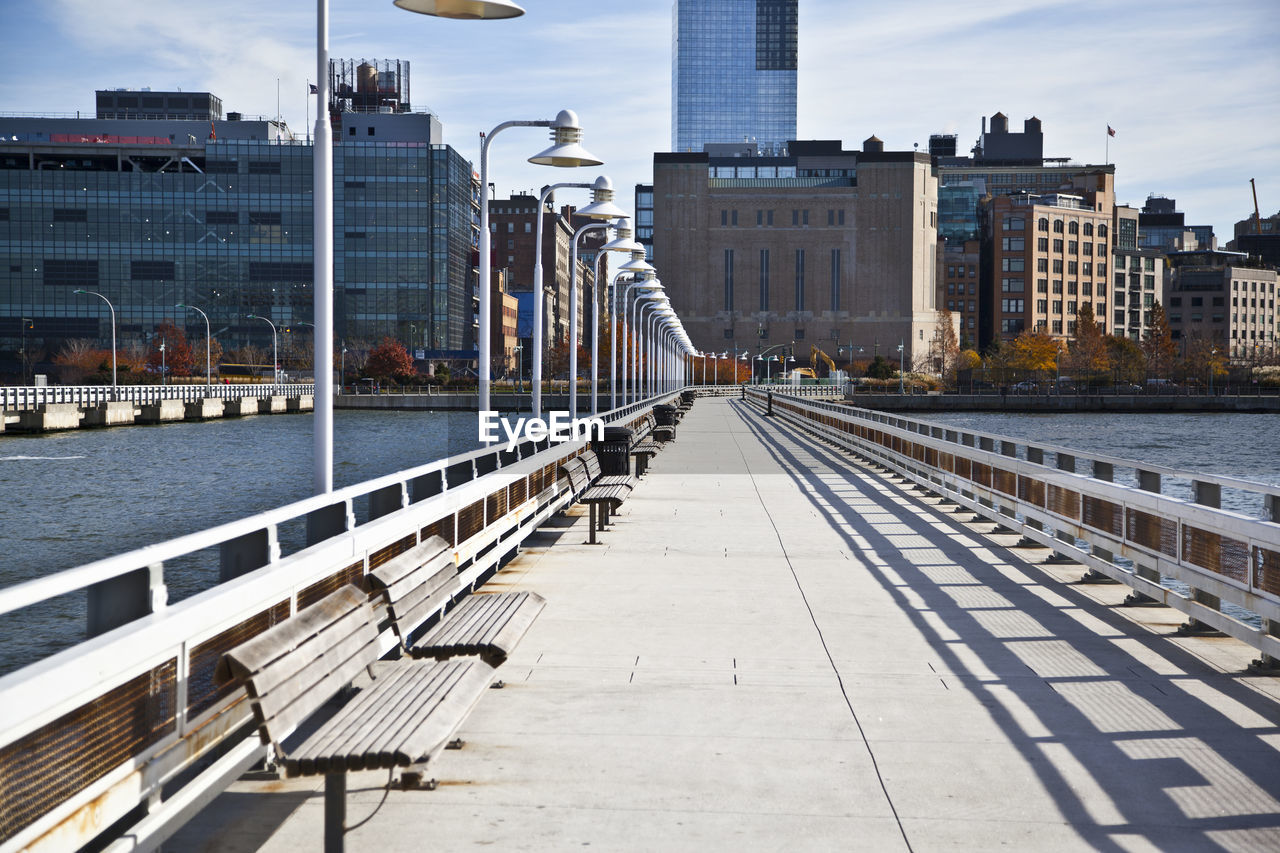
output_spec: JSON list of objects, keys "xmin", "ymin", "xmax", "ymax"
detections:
[{"xmin": 177, "ymin": 396, "xmax": 1280, "ymax": 851}]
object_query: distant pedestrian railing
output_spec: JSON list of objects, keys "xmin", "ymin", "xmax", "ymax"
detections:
[
  {"xmin": 747, "ymin": 388, "xmax": 1280, "ymax": 663},
  {"xmin": 1, "ymin": 383, "xmax": 315, "ymax": 411},
  {"xmin": 0, "ymin": 393, "xmax": 676, "ymax": 853}
]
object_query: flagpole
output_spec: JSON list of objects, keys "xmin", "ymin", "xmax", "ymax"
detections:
[{"xmin": 1105, "ymin": 126, "xmax": 1109, "ymax": 167}]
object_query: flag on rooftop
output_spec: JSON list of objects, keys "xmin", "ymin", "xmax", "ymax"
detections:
[{"xmin": 1107, "ymin": 125, "xmax": 1116, "ymax": 137}]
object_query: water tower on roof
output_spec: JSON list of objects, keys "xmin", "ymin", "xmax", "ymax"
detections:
[{"xmin": 329, "ymin": 59, "xmax": 411, "ymax": 114}]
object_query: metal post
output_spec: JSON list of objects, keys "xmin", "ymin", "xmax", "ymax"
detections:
[
  {"xmin": 569, "ymin": 221, "xmax": 607, "ymax": 419},
  {"xmin": 531, "ymin": 181, "xmax": 589, "ymax": 420}
]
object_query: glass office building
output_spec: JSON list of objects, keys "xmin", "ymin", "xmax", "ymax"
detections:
[
  {"xmin": 0, "ymin": 125, "xmax": 476, "ymax": 364},
  {"xmin": 671, "ymin": 0, "xmax": 797, "ymax": 153}
]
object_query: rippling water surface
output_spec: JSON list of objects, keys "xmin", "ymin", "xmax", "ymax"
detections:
[
  {"xmin": 0, "ymin": 410, "xmax": 486, "ymax": 674},
  {"xmin": 2, "ymin": 409, "xmax": 1277, "ymax": 675}
]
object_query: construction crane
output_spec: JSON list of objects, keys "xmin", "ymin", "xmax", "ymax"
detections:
[{"xmin": 810, "ymin": 344, "xmax": 837, "ymax": 377}]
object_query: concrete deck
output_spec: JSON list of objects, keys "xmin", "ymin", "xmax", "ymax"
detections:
[{"xmin": 176, "ymin": 397, "xmax": 1280, "ymax": 852}]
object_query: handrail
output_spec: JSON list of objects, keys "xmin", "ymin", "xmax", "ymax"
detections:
[
  {"xmin": 746, "ymin": 388, "xmax": 1280, "ymax": 662},
  {"xmin": 1, "ymin": 383, "xmax": 315, "ymax": 411},
  {"xmin": 0, "ymin": 391, "xmax": 679, "ymax": 852}
]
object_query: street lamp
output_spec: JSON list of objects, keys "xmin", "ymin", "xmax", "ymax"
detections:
[
  {"xmin": 897, "ymin": 340, "xmax": 905, "ymax": 394},
  {"xmin": 480, "ymin": 111, "xmax": 602, "ymax": 426},
  {"xmin": 246, "ymin": 313, "xmax": 278, "ymax": 384},
  {"xmin": 528, "ymin": 180, "xmax": 592, "ymax": 419},
  {"xmin": 19, "ymin": 318, "xmax": 33, "ymax": 386},
  {"xmin": 73, "ymin": 290, "xmax": 117, "ymax": 396},
  {"xmin": 310, "ymin": 0, "xmax": 526, "ymax": 495},
  {"xmin": 590, "ymin": 218, "xmax": 640, "ymax": 415},
  {"xmin": 340, "ymin": 345, "xmax": 348, "ymax": 391},
  {"xmin": 176, "ymin": 303, "xmax": 212, "ymax": 392},
  {"xmin": 568, "ymin": 214, "xmax": 619, "ymax": 418}
]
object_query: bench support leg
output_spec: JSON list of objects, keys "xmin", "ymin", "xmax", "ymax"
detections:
[
  {"xmin": 588, "ymin": 503, "xmax": 597, "ymax": 545},
  {"xmin": 325, "ymin": 772, "xmax": 346, "ymax": 853}
]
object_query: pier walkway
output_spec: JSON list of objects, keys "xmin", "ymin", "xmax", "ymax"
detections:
[{"xmin": 180, "ymin": 397, "xmax": 1280, "ymax": 852}]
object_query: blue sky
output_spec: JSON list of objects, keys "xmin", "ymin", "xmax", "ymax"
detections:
[{"xmin": 2, "ymin": 0, "xmax": 1278, "ymax": 239}]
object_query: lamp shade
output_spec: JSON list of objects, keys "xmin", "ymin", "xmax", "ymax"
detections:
[
  {"xmin": 529, "ymin": 110, "xmax": 603, "ymax": 167},
  {"xmin": 575, "ymin": 175, "xmax": 627, "ymax": 220},
  {"xmin": 618, "ymin": 255, "xmax": 655, "ymax": 274},
  {"xmin": 393, "ymin": 0, "xmax": 525, "ymax": 18}
]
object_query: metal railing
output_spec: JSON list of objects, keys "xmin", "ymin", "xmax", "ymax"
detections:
[
  {"xmin": 0, "ymin": 393, "xmax": 676, "ymax": 853},
  {"xmin": 1, "ymin": 383, "xmax": 315, "ymax": 411},
  {"xmin": 746, "ymin": 388, "xmax": 1280, "ymax": 660}
]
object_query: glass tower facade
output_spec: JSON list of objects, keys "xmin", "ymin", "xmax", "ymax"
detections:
[
  {"xmin": 672, "ymin": 0, "xmax": 797, "ymax": 153},
  {"xmin": 0, "ymin": 132, "xmax": 475, "ymax": 362}
]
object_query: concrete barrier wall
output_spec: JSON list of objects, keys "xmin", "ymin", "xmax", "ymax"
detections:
[
  {"xmin": 287, "ymin": 395, "xmax": 314, "ymax": 412},
  {"xmin": 18, "ymin": 404, "xmax": 83, "ymax": 432},
  {"xmin": 83, "ymin": 402, "xmax": 136, "ymax": 427},
  {"xmin": 139, "ymin": 399, "xmax": 186, "ymax": 423},
  {"xmin": 184, "ymin": 399, "xmax": 225, "ymax": 420},
  {"xmin": 225, "ymin": 398, "xmax": 259, "ymax": 417}
]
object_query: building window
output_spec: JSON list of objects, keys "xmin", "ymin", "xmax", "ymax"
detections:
[
  {"xmin": 767, "ymin": 210, "xmax": 774, "ymax": 226},
  {"xmin": 1053, "ymin": 260, "xmax": 1063, "ymax": 274},
  {"xmin": 759, "ymin": 249, "xmax": 770, "ymax": 311},
  {"xmin": 838, "ymin": 210, "xmax": 845, "ymax": 225},
  {"xmin": 1068, "ymin": 221, "xmax": 1079, "ymax": 234},
  {"xmin": 1037, "ymin": 237, "xmax": 1048, "ymax": 251},
  {"xmin": 1038, "ymin": 218, "xmax": 1049, "ymax": 231},
  {"xmin": 1083, "ymin": 282, "xmax": 1093, "ymax": 296},
  {"xmin": 1002, "ymin": 237, "xmax": 1025, "ymax": 251},
  {"xmin": 795, "ymin": 249, "xmax": 805, "ymax": 310},
  {"xmin": 1053, "ymin": 239, "xmax": 1063, "ymax": 252},
  {"xmin": 1002, "ymin": 258, "xmax": 1025, "ymax": 272},
  {"xmin": 1037, "ymin": 279, "xmax": 1048, "ymax": 293},
  {"xmin": 828, "ymin": 210, "xmax": 835, "ymax": 226},
  {"xmin": 1099, "ymin": 224, "xmax": 1108, "ymax": 237},
  {"xmin": 721, "ymin": 210, "xmax": 728, "ymax": 226},
  {"xmin": 724, "ymin": 249, "xmax": 734, "ymax": 311},
  {"xmin": 1001, "ymin": 278, "xmax": 1024, "ymax": 292},
  {"xmin": 1037, "ymin": 258, "xmax": 1048, "ymax": 272},
  {"xmin": 757, "ymin": 210, "xmax": 763, "ymax": 225},
  {"xmin": 1083, "ymin": 222, "xmax": 1094, "ymax": 236},
  {"xmin": 830, "ymin": 249, "xmax": 841, "ymax": 311},
  {"xmin": 1053, "ymin": 220, "xmax": 1064, "ymax": 233},
  {"xmin": 792, "ymin": 210, "xmax": 799, "ymax": 225},
  {"xmin": 1053, "ymin": 280, "xmax": 1063, "ymax": 294},
  {"xmin": 732, "ymin": 210, "xmax": 738, "ymax": 226},
  {"xmin": 1069, "ymin": 240, "xmax": 1078, "ymax": 254}
]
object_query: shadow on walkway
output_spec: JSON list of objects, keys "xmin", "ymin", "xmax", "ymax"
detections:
[{"xmin": 730, "ymin": 398, "xmax": 1280, "ymax": 852}]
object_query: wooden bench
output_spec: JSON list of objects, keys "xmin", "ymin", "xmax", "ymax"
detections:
[
  {"xmin": 624, "ymin": 414, "xmax": 660, "ymax": 475},
  {"xmin": 214, "ymin": 584, "xmax": 495, "ymax": 852},
  {"xmin": 367, "ymin": 535, "xmax": 546, "ymax": 668},
  {"xmin": 559, "ymin": 450, "xmax": 635, "ymax": 544}
]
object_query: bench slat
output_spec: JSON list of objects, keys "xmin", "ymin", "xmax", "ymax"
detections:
[
  {"xmin": 215, "ymin": 585, "xmax": 367, "ymax": 686},
  {"xmin": 411, "ymin": 591, "xmax": 546, "ymax": 665},
  {"xmin": 370, "ymin": 536, "xmax": 451, "ymax": 590},
  {"xmin": 284, "ymin": 659, "xmax": 494, "ymax": 776}
]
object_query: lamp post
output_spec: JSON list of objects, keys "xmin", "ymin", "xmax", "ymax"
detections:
[
  {"xmin": 73, "ymin": 290, "xmax": 117, "ymax": 396},
  {"xmin": 624, "ymin": 279, "xmax": 662, "ymax": 403},
  {"xmin": 482, "ymin": 113, "xmax": 602, "ymax": 427},
  {"xmin": 246, "ymin": 313, "xmax": 278, "ymax": 384},
  {"xmin": 340, "ymin": 346, "xmax": 348, "ymax": 392},
  {"xmin": 19, "ymin": 318, "xmax": 33, "ymax": 386},
  {"xmin": 310, "ymin": 0, "xmax": 527, "ymax": 495},
  {"xmin": 176, "ymin": 303, "xmax": 212, "ymax": 392},
  {"xmin": 897, "ymin": 340, "xmax": 905, "ymax": 394},
  {"xmin": 591, "ymin": 218, "xmax": 640, "ymax": 415},
  {"xmin": 568, "ymin": 220, "xmax": 610, "ymax": 419},
  {"xmin": 159, "ymin": 339, "xmax": 166, "ymax": 385},
  {"xmin": 530, "ymin": 179, "xmax": 591, "ymax": 419}
]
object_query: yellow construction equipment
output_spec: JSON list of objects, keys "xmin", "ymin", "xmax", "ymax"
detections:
[{"xmin": 810, "ymin": 345, "xmax": 837, "ymax": 377}]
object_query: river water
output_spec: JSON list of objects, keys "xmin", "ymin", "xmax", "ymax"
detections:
[{"xmin": 1, "ymin": 408, "xmax": 1277, "ymax": 675}]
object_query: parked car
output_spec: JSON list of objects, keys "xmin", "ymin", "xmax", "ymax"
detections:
[{"xmin": 1011, "ymin": 380, "xmax": 1038, "ymax": 393}]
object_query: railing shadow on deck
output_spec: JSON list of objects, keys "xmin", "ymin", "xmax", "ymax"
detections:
[{"xmin": 728, "ymin": 398, "xmax": 1280, "ymax": 851}]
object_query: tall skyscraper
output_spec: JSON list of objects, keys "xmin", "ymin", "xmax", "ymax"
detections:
[{"xmin": 671, "ymin": 0, "xmax": 797, "ymax": 153}]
